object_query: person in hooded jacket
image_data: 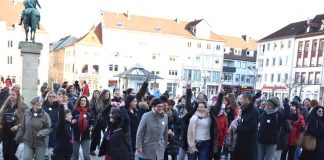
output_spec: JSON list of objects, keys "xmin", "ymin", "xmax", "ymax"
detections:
[
  {"xmin": 300, "ymin": 106, "xmax": 324, "ymax": 160},
  {"xmin": 98, "ymin": 108, "xmax": 132, "ymax": 160}
]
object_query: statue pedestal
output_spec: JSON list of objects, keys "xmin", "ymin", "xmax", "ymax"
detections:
[{"xmin": 19, "ymin": 42, "xmax": 43, "ymax": 103}]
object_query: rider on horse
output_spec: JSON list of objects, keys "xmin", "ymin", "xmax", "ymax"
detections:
[{"xmin": 19, "ymin": 0, "xmax": 41, "ymax": 29}]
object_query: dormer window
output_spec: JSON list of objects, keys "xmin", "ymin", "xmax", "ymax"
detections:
[
  {"xmin": 190, "ymin": 26, "xmax": 196, "ymax": 35},
  {"xmin": 116, "ymin": 22, "xmax": 123, "ymax": 27},
  {"xmin": 155, "ymin": 27, "xmax": 161, "ymax": 32}
]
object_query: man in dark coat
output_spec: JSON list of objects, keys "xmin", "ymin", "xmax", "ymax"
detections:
[{"xmin": 233, "ymin": 92, "xmax": 260, "ymax": 160}]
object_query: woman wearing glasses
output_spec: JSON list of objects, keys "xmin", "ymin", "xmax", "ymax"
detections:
[
  {"xmin": 0, "ymin": 88, "xmax": 26, "ymax": 160},
  {"xmin": 300, "ymin": 106, "xmax": 324, "ymax": 160},
  {"xmin": 136, "ymin": 98, "xmax": 168, "ymax": 160}
]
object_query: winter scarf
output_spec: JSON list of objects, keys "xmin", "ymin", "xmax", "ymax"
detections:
[
  {"xmin": 264, "ymin": 107, "xmax": 279, "ymax": 115},
  {"xmin": 187, "ymin": 110, "xmax": 209, "ymax": 153},
  {"xmin": 77, "ymin": 107, "xmax": 88, "ymax": 132}
]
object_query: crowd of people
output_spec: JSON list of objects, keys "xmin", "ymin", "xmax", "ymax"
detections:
[{"xmin": 0, "ymin": 78, "xmax": 323, "ymax": 160}]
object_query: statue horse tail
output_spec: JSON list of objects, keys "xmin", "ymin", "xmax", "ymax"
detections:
[{"xmin": 23, "ymin": 8, "xmax": 39, "ymax": 42}]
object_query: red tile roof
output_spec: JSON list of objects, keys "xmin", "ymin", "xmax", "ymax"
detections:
[
  {"xmin": 103, "ymin": 11, "xmax": 223, "ymax": 42},
  {"xmin": 219, "ymin": 35, "xmax": 257, "ymax": 50}
]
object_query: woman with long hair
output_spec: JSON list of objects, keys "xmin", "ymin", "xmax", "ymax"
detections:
[
  {"xmin": 300, "ymin": 106, "xmax": 324, "ymax": 160},
  {"xmin": 0, "ymin": 88, "xmax": 26, "ymax": 160},
  {"xmin": 90, "ymin": 89, "xmax": 111, "ymax": 155},
  {"xmin": 42, "ymin": 90, "xmax": 60, "ymax": 158},
  {"xmin": 124, "ymin": 95, "xmax": 139, "ymax": 154},
  {"xmin": 71, "ymin": 96, "xmax": 93, "ymax": 160},
  {"xmin": 89, "ymin": 90, "xmax": 100, "ymax": 107}
]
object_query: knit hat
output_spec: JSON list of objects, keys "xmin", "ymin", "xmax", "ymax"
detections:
[
  {"xmin": 57, "ymin": 88, "xmax": 66, "ymax": 95},
  {"xmin": 267, "ymin": 97, "xmax": 280, "ymax": 108}
]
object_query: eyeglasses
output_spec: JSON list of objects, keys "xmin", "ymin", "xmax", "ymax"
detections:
[
  {"xmin": 48, "ymin": 96, "xmax": 55, "ymax": 98},
  {"xmin": 9, "ymin": 94, "xmax": 16, "ymax": 96},
  {"xmin": 80, "ymin": 99, "xmax": 87, "ymax": 102}
]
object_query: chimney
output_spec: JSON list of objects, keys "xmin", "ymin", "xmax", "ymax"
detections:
[
  {"xmin": 175, "ymin": 18, "xmax": 180, "ymax": 24},
  {"xmin": 242, "ymin": 35, "xmax": 247, "ymax": 41},
  {"xmin": 126, "ymin": 10, "xmax": 130, "ymax": 20},
  {"xmin": 306, "ymin": 18, "xmax": 312, "ymax": 32}
]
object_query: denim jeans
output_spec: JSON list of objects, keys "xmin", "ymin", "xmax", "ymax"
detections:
[
  {"xmin": 257, "ymin": 143, "xmax": 277, "ymax": 160},
  {"xmin": 72, "ymin": 140, "xmax": 90, "ymax": 160},
  {"xmin": 188, "ymin": 140, "xmax": 211, "ymax": 160},
  {"xmin": 177, "ymin": 147, "xmax": 186, "ymax": 160},
  {"xmin": 23, "ymin": 144, "xmax": 46, "ymax": 160}
]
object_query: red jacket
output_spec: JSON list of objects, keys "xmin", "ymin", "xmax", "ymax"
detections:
[
  {"xmin": 216, "ymin": 113, "xmax": 228, "ymax": 147},
  {"xmin": 288, "ymin": 111, "xmax": 305, "ymax": 146}
]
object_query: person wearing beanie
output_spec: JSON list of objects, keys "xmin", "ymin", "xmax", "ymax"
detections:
[{"xmin": 257, "ymin": 97, "xmax": 298, "ymax": 160}]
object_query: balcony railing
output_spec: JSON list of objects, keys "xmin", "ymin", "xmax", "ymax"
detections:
[{"xmin": 223, "ymin": 66, "xmax": 236, "ymax": 73}]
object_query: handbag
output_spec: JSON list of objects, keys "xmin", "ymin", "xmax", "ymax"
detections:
[
  {"xmin": 298, "ymin": 132, "xmax": 316, "ymax": 151},
  {"xmin": 298, "ymin": 120, "xmax": 318, "ymax": 151}
]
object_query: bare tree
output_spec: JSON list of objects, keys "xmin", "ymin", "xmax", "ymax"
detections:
[
  {"xmin": 281, "ymin": 77, "xmax": 299, "ymax": 99},
  {"xmin": 282, "ymin": 76, "xmax": 309, "ymax": 99}
]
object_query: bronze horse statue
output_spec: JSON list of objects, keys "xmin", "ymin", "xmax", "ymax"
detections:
[
  {"xmin": 23, "ymin": 8, "xmax": 39, "ymax": 42},
  {"xmin": 19, "ymin": 0, "xmax": 41, "ymax": 42}
]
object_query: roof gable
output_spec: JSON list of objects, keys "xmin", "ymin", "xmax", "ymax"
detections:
[
  {"xmin": 77, "ymin": 23, "xmax": 103, "ymax": 46},
  {"xmin": 219, "ymin": 35, "xmax": 257, "ymax": 50}
]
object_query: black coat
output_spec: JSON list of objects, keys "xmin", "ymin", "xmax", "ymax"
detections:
[
  {"xmin": 99, "ymin": 125, "xmax": 132, "ymax": 160},
  {"xmin": 300, "ymin": 106, "xmax": 324, "ymax": 160},
  {"xmin": 127, "ymin": 108, "xmax": 140, "ymax": 152},
  {"xmin": 71, "ymin": 109, "xmax": 94, "ymax": 141},
  {"xmin": 43, "ymin": 101, "xmax": 60, "ymax": 148},
  {"xmin": 258, "ymin": 103, "xmax": 297, "ymax": 144},
  {"xmin": 165, "ymin": 108, "xmax": 180, "ymax": 156},
  {"xmin": 233, "ymin": 102, "xmax": 259, "ymax": 160},
  {"xmin": 52, "ymin": 105, "xmax": 73, "ymax": 159}
]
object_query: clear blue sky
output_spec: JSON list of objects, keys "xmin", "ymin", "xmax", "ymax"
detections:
[{"xmin": 40, "ymin": 0, "xmax": 324, "ymax": 41}]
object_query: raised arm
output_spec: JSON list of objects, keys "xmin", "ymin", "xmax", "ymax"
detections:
[
  {"xmin": 211, "ymin": 89, "xmax": 224, "ymax": 116},
  {"xmin": 136, "ymin": 79, "xmax": 149, "ymax": 102},
  {"xmin": 185, "ymin": 83, "xmax": 193, "ymax": 113}
]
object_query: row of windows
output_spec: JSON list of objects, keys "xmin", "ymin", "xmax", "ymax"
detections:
[
  {"xmin": 80, "ymin": 64, "xmax": 99, "ymax": 74},
  {"xmin": 258, "ymin": 57, "xmax": 289, "ymax": 67},
  {"xmin": 295, "ymin": 72, "xmax": 321, "ymax": 84},
  {"xmin": 187, "ymin": 42, "xmax": 221, "ymax": 50},
  {"xmin": 223, "ymin": 73, "xmax": 253, "ymax": 83},
  {"xmin": 260, "ymin": 73, "xmax": 289, "ymax": 83},
  {"xmin": 260, "ymin": 40, "xmax": 292, "ymax": 52},
  {"xmin": 297, "ymin": 39, "xmax": 324, "ymax": 52},
  {"xmin": 183, "ymin": 69, "xmax": 221, "ymax": 82}
]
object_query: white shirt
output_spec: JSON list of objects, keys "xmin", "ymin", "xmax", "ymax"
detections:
[{"xmin": 195, "ymin": 116, "xmax": 211, "ymax": 141}]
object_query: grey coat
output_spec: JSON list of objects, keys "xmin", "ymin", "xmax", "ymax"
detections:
[
  {"xmin": 15, "ymin": 108, "xmax": 51, "ymax": 148},
  {"xmin": 136, "ymin": 110, "xmax": 168, "ymax": 160}
]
